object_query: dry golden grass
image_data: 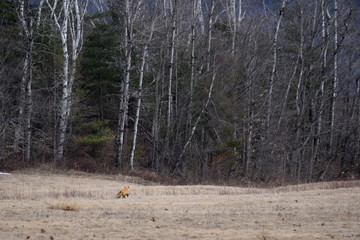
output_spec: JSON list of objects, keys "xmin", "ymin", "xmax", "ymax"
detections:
[
  {"xmin": 47, "ymin": 198, "xmax": 84, "ymax": 211},
  {"xmin": 1, "ymin": 170, "xmax": 360, "ymax": 239}
]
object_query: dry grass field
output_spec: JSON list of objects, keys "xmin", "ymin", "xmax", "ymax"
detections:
[{"xmin": 1, "ymin": 169, "xmax": 360, "ymax": 240}]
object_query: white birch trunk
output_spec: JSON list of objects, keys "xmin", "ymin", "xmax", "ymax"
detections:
[
  {"xmin": 206, "ymin": 0, "xmax": 215, "ymax": 72},
  {"xmin": 229, "ymin": 0, "xmax": 240, "ymax": 152},
  {"xmin": 66, "ymin": 0, "xmax": 87, "ymax": 129},
  {"xmin": 165, "ymin": 0, "xmax": 176, "ymax": 150},
  {"xmin": 237, "ymin": 0, "xmax": 245, "ymax": 25},
  {"xmin": 23, "ymin": 0, "xmax": 45, "ymax": 161},
  {"xmin": 36, "ymin": 0, "xmax": 45, "ymax": 27},
  {"xmin": 277, "ymin": 55, "xmax": 300, "ymax": 130},
  {"xmin": 129, "ymin": 20, "xmax": 155, "ymax": 170},
  {"xmin": 188, "ymin": 0, "xmax": 197, "ymax": 138},
  {"xmin": 16, "ymin": 54, "xmax": 28, "ymax": 153},
  {"xmin": 267, "ymin": 0, "xmax": 287, "ymax": 128},
  {"xmin": 293, "ymin": 0, "xmax": 305, "ymax": 181},
  {"xmin": 115, "ymin": 0, "xmax": 132, "ymax": 167},
  {"xmin": 319, "ymin": 0, "xmax": 327, "ymax": 139},
  {"xmin": 315, "ymin": 0, "xmax": 328, "ymax": 181},
  {"xmin": 230, "ymin": 0, "xmax": 236, "ymax": 55},
  {"xmin": 57, "ymin": 40, "xmax": 70, "ymax": 163},
  {"xmin": 330, "ymin": 0, "xmax": 338, "ymax": 148},
  {"xmin": 163, "ymin": 0, "xmax": 173, "ymax": 20},
  {"xmin": 16, "ymin": 0, "xmax": 28, "ymax": 154},
  {"xmin": 18, "ymin": 0, "xmax": 40, "ymax": 161},
  {"xmin": 24, "ymin": 44, "xmax": 33, "ymax": 162},
  {"xmin": 172, "ymin": 72, "xmax": 216, "ymax": 175},
  {"xmin": 151, "ymin": 74, "xmax": 161, "ymax": 170},
  {"xmin": 46, "ymin": 0, "xmax": 87, "ymax": 162},
  {"xmin": 50, "ymin": 0, "xmax": 69, "ymax": 162},
  {"xmin": 195, "ymin": 0, "xmax": 204, "ymax": 35},
  {"xmin": 246, "ymin": 46, "xmax": 255, "ymax": 175}
]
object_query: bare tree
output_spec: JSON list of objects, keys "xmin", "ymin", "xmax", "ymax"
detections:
[
  {"xmin": 165, "ymin": 0, "xmax": 177, "ymax": 152},
  {"xmin": 195, "ymin": 0, "xmax": 205, "ymax": 35},
  {"xmin": 206, "ymin": 0, "xmax": 215, "ymax": 72},
  {"xmin": 17, "ymin": 0, "xmax": 45, "ymax": 161},
  {"xmin": 313, "ymin": 0, "xmax": 329, "ymax": 180},
  {"xmin": 267, "ymin": 0, "xmax": 287, "ymax": 129},
  {"xmin": 115, "ymin": 0, "xmax": 143, "ymax": 168},
  {"xmin": 171, "ymin": 70, "xmax": 216, "ymax": 175},
  {"xmin": 330, "ymin": 0, "xmax": 339, "ymax": 148},
  {"xmin": 46, "ymin": 0, "xmax": 88, "ymax": 162},
  {"xmin": 129, "ymin": 13, "xmax": 156, "ymax": 170}
]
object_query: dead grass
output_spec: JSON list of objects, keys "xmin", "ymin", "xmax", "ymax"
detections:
[
  {"xmin": 1, "ymin": 171, "xmax": 360, "ymax": 240},
  {"xmin": 1, "ymin": 171, "xmax": 360, "ymax": 201},
  {"xmin": 47, "ymin": 198, "xmax": 84, "ymax": 211},
  {"xmin": 134, "ymin": 180, "xmax": 360, "ymax": 196}
]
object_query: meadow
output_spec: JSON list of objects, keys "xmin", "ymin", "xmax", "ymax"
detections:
[{"xmin": 1, "ymin": 169, "xmax": 360, "ymax": 239}]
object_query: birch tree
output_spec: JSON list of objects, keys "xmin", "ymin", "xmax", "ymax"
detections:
[
  {"xmin": 114, "ymin": 0, "xmax": 143, "ymax": 168},
  {"xmin": 129, "ymin": 15, "xmax": 156, "ymax": 170},
  {"xmin": 206, "ymin": 0, "xmax": 216, "ymax": 72},
  {"xmin": 195, "ymin": 0, "xmax": 204, "ymax": 35},
  {"xmin": 330, "ymin": 0, "xmax": 338, "ymax": 148},
  {"xmin": 228, "ymin": 0, "xmax": 236, "ymax": 56},
  {"xmin": 17, "ymin": 0, "xmax": 45, "ymax": 161},
  {"xmin": 295, "ymin": 0, "xmax": 306, "ymax": 181},
  {"xmin": 171, "ymin": 70, "xmax": 216, "ymax": 175},
  {"xmin": 187, "ymin": 0, "xmax": 198, "ymax": 141},
  {"xmin": 46, "ymin": 0, "xmax": 88, "ymax": 162},
  {"xmin": 266, "ymin": 0, "xmax": 287, "ymax": 129},
  {"xmin": 18, "ymin": 0, "xmax": 33, "ymax": 161},
  {"xmin": 165, "ymin": 0, "xmax": 177, "ymax": 152},
  {"xmin": 313, "ymin": 0, "xmax": 328, "ymax": 180},
  {"xmin": 228, "ymin": 0, "xmax": 245, "ymax": 55}
]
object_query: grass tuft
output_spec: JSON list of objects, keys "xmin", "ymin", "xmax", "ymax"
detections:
[{"xmin": 47, "ymin": 198, "xmax": 84, "ymax": 211}]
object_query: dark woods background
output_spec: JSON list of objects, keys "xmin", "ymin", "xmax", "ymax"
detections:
[{"xmin": 1, "ymin": 0, "xmax": 359, "ymax": 185}]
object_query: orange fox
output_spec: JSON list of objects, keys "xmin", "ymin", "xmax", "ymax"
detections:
[{"xmin": 116, "ymin": 186, "xmax": 130, "ymax": 198}]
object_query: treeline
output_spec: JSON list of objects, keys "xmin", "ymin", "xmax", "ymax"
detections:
[{"xmin": 0, "ymin": 0, "xmax": 359, "ymax": 184}]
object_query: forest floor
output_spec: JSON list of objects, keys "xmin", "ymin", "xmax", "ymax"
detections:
[{"xmin": 1, "ymin": 168, "xmax": 360, "ymax": 240}]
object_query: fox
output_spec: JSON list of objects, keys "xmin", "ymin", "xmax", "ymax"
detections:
[{"xmin": 116, "ymin": 186, "xmax": 130, "ymax": 198}]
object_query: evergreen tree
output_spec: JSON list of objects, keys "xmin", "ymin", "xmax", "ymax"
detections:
[{"xmin": 79, "ymin": 21, "xmax": 121, "ymax": 120}]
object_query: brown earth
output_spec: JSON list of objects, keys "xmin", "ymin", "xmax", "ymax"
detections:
[{"xmin": 1, "ymin": 170, "xmax": 360, "ymax": 240}]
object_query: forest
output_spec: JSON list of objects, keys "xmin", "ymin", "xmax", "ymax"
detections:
[{"xmin": 0, "ymin": 0, "xmax": 359, "ymax": 185}]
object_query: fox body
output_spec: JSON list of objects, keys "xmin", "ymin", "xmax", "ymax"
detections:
[{"xmin": 116, "ymin": 186, "xmax": 130, "ymax": 198}]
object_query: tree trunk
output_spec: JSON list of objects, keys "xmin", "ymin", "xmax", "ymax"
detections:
[
  {"xmin": 277, "ymin": 54, "xmax": 300, "ymax": 130},
  {"xmin": 171, "ymin": 71, "xmax": 216, "ymax": 175},
  {"xmin": 230, "ymin": 0, "xmax": 236, "ymax": 56},
  {"xmin": 56, "ymin": 34, "xmax": 70, "ymax": 163},
  {"xmin": 187, "ymin": 0, "xmax": 197, "ymax": 141},
  {"xmin": 115, "ymin": 0, "xmax": 133, "ymax": 168},
  {"xmin": 24, "ymin": 45, "xmax": 33, "ymax": 162},
  {"xmin": 206, "ymin": 0, "xmax": 215, "ymax": 72},
  {"xmin": 129, "ymin": 19, "xmax": 155, "ymax": 170},
  {"xmin": 46, "ymin": 0, "xmax": 86, "ymax": 162},
  {"xmin": 267, "ymin": 0, "xmax": 287, "ymax": 129},
  {"xmin": 19, "ymin": 0, "xmax": 39, "ymax": 162},
  {"xmin": 195, "ymin": 0, "xmax": 204, "ymax": 35},
  {"xmin": 165, "ymin": 0, "xmax": 177, "ymax": 152},
  {"xmin": 330, "ymin": 0, "xmax": 338, "ymax": 148},
  {"xmin": 315, "ymin": 0, "xmax": 328, "ymax": 180},
  {"xmin": 294, "ymin": 0, "xmax": 306, "ymax": 182}
]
